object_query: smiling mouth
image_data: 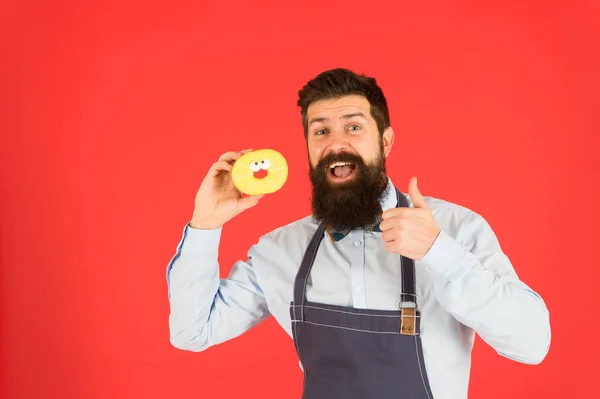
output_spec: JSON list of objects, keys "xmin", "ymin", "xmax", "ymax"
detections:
[
  {"xmin": 329, "ymin": 162, "xmax": 357, "ymax": 182},
  {"xmin": 254, "ymin": 169, "xmax": 268, "ymax": 179}
]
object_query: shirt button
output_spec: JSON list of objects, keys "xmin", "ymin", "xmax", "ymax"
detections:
[
  {"xmin": 354, "ymin": 286, "xmax": 361, "ymax": 292},
  {"xmin": 354, "ymin": 240, "xmax": 362, "ymax": 247}
]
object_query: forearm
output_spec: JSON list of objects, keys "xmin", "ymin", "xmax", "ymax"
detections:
[
  {"xmin": 166, "ymin": 224, "xmax": 270, "ymax": 352},
  {"xmin": 421, "ymin": 217, "xmax": 551, "ymax": 364},
  {"xmin": 166, "ymin": 225, "xmax": 223, "ymax": 351}
]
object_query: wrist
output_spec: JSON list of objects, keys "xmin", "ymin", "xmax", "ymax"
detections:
[
  {"xmin": 189, "ymin": 220, "xmax": 218, "ymax": 230},
  {"xmin": 189, "ymin": 214, "xmax": 223, "ymax": 230}
]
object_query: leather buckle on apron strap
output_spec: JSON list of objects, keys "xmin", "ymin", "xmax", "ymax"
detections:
[{"xmin": 399, "ymin": 301, "xmax": 417, "ymax": 336}]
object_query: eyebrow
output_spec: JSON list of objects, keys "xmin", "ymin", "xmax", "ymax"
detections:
[{"xmin": 308, "ymin": 112, "xmax": 367, "ymax": 126}]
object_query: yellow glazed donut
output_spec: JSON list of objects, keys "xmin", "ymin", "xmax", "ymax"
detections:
[{"xmin": 231, "ymin": 149, "xmax": 289, "ymax": 195}]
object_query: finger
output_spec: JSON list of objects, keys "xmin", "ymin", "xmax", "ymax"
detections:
[
  {"xmin": 379, "ymin": 218, "xmax": 394, "ymax": 232},
  {"xmin": 384, "ymin": 241, "xmax": 398, "ymax": 254},
  {"xmin": 380, "ymin": 217, "xmax": 410, "ymax": 235},
  {"xmin": 210, "ymin": 161, "xmax": 233, "ymax": 176},
  {"xmin": 237, "ymin": 194, "xmax": 265, "ymax": 213},
  {"xmin": 217, "ymin": 150, "xmax": 248, "ymax": 163},
  {"xmin": 408, "ymin": 177, "xmax": 429, "ymax": 209},
  {"xmin": 380, "ymin": 229, "xmax": 395, "ymax": 243},
  {"xmin": 240, "ymin": 148, "xmax": 254, "ymax": 154},
  {"xmin": 381, "ymin": 207, "xmax": 411, "ymax": 222},
  {"xmin": 382, "ymin": 208, "xmax": 402, "ymax": 221}
]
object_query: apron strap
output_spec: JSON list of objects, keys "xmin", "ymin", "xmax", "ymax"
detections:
[
  {"xmin": 395, "ymin": 190, "xmax": 417, "ymax": 308},
  {"xmin": 292, "ymin": 188, "xmax": 417, "ymax": 321}
]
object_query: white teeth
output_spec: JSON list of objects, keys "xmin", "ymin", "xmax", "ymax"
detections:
[{"xmin": 329, "ymin": 162, "xmax": 352, "ymax": 168}]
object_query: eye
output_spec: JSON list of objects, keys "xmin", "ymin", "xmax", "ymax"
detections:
[
  {"xmin": 259, "ymin": 159, "xmax": 271, "ymax": 170},
  {"xmin": 249, "ymin": 161, "xmax": 261, "ymax": 172},
  {"xmin": 348, "ymin": 125, "xmax": 361, "ymax": 131},
  {"xmin": 315, "ymin": 129, "xmax": 326, "ymax": 135}
]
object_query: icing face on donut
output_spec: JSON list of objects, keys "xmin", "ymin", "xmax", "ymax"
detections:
[
  {"xmin": 248, "ymin": 158, "xmax": 271, "ymax": 179},
  {"xmin": 231, "ymin": 149, "xmax": 288, "ymax": 195}
]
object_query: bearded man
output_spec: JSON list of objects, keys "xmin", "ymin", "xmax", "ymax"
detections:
[{"xmin": 166, "ymin": 68, "xmax": 551, "ymax": 399}]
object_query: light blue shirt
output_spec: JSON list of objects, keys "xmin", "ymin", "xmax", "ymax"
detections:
[{"xmin": 166, "ymin": 178, "xmax": 551, "ymax": 399}]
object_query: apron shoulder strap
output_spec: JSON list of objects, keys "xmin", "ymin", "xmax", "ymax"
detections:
[{"xmin": 291, "ymin": 187, "xmax": 418, "ymax": 320}]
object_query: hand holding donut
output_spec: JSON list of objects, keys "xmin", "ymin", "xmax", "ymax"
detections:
[{"xmin": 190, "ymin": 149, "xmax": 288, "ymax": 230}]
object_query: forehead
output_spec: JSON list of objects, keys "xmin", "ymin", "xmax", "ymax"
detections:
[{"xmin": 306, "ymin": 95, "xmax": 371, "ymax": 120}]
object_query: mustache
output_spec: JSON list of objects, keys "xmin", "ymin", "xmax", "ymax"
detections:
[{"xmin": 316, "ymin": 151, "xmax": 365, "ymax": 169}]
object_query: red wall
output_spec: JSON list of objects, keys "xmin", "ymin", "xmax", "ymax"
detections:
[{"xmin": 1, "ymin": 1, "xmax": 599, "ymax": 398}]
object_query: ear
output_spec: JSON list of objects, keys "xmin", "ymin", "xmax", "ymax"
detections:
[{"xmin": 382, "ymin": 126, "xmax": 394, "ymax": 158}]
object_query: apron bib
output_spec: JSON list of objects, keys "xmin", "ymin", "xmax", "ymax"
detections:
[{"xmin": 289, "ymin": 188, "xmax": 435, "ymax": 399}]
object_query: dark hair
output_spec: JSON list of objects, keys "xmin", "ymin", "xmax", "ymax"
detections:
[{"xmin": 297, "ymin": 68, "xmax": 391, "ymax": 138}]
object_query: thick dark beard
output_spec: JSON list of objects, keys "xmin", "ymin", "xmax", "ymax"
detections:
[{"xmin": 309, "ymin": 148, "xmax": 389, "ymax": 230}]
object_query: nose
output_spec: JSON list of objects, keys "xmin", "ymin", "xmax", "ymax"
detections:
[{"xmin": 325, "ymin": 127, "xmax": 349, "ymax": 154}]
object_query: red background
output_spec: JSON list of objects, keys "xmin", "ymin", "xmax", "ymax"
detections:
[{"xmin": 1, "ymin": 1, "xmax": 599, "ymax": 398}]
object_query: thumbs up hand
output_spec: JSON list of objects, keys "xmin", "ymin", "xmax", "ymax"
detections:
[{"xmin": 380, "ymin": 177, "xmax": 441, "ymax": 260}]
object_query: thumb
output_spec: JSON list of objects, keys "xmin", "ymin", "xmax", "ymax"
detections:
[
  {"xmin": 408, "ymin": 177, "xmax": 428, "ymax": 209},
  {"xmin": 237, "ymin": 194, "xmax": 265, "ymax": 213}
]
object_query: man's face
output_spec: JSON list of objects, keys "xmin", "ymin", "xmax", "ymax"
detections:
[{"xmin": 306, "ymin": 95, "xmax": 394, "ymax": 229}]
